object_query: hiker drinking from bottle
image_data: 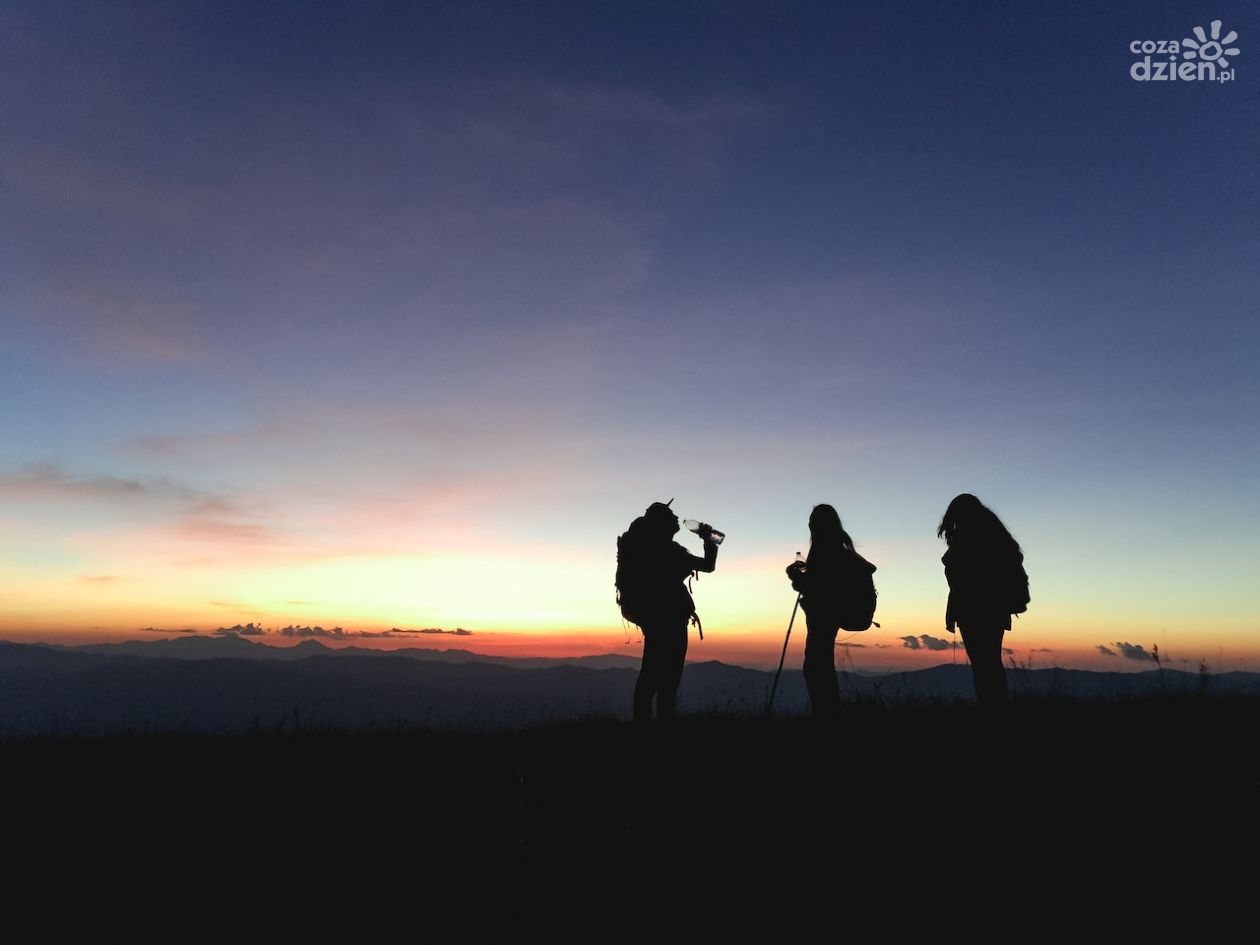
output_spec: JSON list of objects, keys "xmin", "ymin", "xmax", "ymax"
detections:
[
  {"xmin": 785, "ymin": 504, "xmax": 877, "ymax": 719},
  {"xmin": 938, "ymin": 493, "xmax": 1030, "ymax": 707},
  {"xmin": 616, "ymin": 500, "xmax": 720, "ymax": 725}
]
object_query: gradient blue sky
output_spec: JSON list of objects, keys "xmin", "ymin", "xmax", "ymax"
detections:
[{"xmin": 2, "ymin": 1, "xmax": 1257, "ymax": 668}]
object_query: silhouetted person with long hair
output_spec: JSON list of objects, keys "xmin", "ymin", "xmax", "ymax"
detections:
[
  {"xmin": 938, "ymin": 494, "xmax": 1030, "ymax": 706},
  {"xmin": 616, "ymin": 501, "xmax": 718, "ymax": 725},
  {"xmin": 786, "ymin": 504, "xmax": 877, "ymax": 719}
]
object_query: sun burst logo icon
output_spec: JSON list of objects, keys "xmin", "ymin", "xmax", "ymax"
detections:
[{"xmin": 1182, "ymin": 20, "xmax": 1240, "ymax": 67}]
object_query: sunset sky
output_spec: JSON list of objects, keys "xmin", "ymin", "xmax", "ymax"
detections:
[{"xmin": 2, "ymin": 1, "xmax": 1257, "ymax": 671}]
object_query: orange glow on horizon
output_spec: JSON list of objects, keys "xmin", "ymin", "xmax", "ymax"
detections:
[
  {"xmin": 3, "ymin": 532, "xmax": 1256, "ymax": 672},
  {"xmin": 2, "ymin": 614, "xmax": 1251, "ymax": 673}
]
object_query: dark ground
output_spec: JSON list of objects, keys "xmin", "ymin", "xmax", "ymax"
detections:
[{"xmin": 5, "ymin": 697, "xmax": 1257, "ymax": 896}]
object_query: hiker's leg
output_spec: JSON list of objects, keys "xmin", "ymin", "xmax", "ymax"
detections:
[
  {"xmin": 961, "ymin": 623, "xmax": 1008, "ymax": 706},
  {"xmin": 803, "ymin": 620, "xmax": 840, "ymax": 718},
  {"xmin": 655, "ymin": 623, "xmax": 688, "ymax": 721},
  {"xmin": 634, "ymin": 625, "xmax": 662, "ymax": 724}
]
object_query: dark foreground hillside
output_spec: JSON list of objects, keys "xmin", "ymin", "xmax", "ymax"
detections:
[{"xmin": 4, "ymin": 698, "xmax": 1257, "ymax": 892}]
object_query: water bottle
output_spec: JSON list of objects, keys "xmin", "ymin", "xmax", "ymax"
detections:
[
  {"xmin": 683, "ymin": 519, "xmax": 725, "ymax": 545},
  {"xmin": 787, "ymin": 551, "xmax": 806, "ymax": 585}
]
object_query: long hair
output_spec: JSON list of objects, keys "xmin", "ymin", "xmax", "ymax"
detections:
[
  {"xmin": 807, "ymin": 503, "xmax": 855, "ymax": 564},
  {"xmin": 937, "ymin": 493, "xmax": 1021, "ymax": 553}
]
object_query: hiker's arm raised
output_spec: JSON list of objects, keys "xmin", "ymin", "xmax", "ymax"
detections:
[{"xmin": 683, "ymin": 536, "xmax": 718, "ymax": 573}]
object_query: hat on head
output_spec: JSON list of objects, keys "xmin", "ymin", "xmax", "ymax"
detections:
[{"xmin": 645, "ymin": 498, "xmax": 675, "ymax": 519}]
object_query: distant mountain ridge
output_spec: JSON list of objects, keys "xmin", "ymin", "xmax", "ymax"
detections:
[
  {"xmin": 44, "ymin": 633, "xmax": 644, "ymax": 669},
  {"xmin": 2, "ymin": 638, "xmax": 1258, "ymax": 737}
]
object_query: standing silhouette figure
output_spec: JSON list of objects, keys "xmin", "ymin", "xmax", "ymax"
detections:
[
  {"xmin": 616, "ymin": 501, "xmax": 718, "ymax": 725},
  {"xmin": 786, "ymin": 504, "xmax": 877, "ymax": 718},
  {"xmin": 937, "ymin": 494, "xmax": 1030, "ymax": 706}
]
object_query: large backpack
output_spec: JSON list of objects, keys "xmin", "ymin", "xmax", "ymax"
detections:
[
  {"xmin": 615, "ymin": 523, "xmax": 648, "ymax": 626},
  {"xmin": 615, "ymin": 523, "xmax": 697, "ymax": 629},
  {"xmin": 838, "ymin": 553, "xmax": 878, "ymax": 632}
]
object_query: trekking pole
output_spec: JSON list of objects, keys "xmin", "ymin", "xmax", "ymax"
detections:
[{"xmin": 766, "ymin": 593, "xmax": 801, "ymax": 717}]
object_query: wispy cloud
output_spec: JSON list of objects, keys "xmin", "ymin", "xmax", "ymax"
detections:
[
  {"xmin": 5, "ymin": 68, "xmax": 765, "ymax": 369},
  {"xmin": 213, "ymin": 623, "xmax": 268, "ymax": 637},
  {"xmin": 213, "ymin": 624, "xmax": 472, "ymax": 639},
  {"xmin": 1097, "ymin": 645, "xmax": 1117, "ymax": 657},
  {"xmin": 118, "ymin": 425, "xmax": 290, "ymax": 458},
  {"xmin": 901, "ymin": 634, "xmax": 952, "ymax": 652},
  {"xmin": 176, "ymin": 498, "xmax": 282, "ymax": 549},
  {"xmin": 1111, "ymin": 641, "xmax": 1155, "ymax": 662},
  {"xmin": 275, "ymin": 625, "xmax": 347, "ymax": 639},
  {"xmin": 0, "ymin": 464, "xmax": 293, "ymax": 560},
  {"xmin": 0, "ymin": 463, "xmax": 194, "ymax": 503},
  {"xmin": 386, "ymin": 627, "xmax": 472, "ymax": 637},
  {"xmin": 1, "ymin": 462, "xmax": 322, "ymax": 566}
]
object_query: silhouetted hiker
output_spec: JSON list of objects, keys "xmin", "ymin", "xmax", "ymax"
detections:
[
  {"xmin": 785, "ymin": 504, "xmax": 877, "ymax": 718},
  {"xmin": 616, "ymin": 500, "xmax": 719, "ymax": 724},
  {"xmin": 938, "ymin": 493, "xmax": 1030, "ymax": 706}
]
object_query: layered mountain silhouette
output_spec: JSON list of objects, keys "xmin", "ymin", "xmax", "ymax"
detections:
[
  {"xmin": 2, "ymin": 637, "xmax": 1257, "ymax": 737},
  {"xmin": 55, "ymin": 633, "xmax": 644, "ymax": 668}
]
